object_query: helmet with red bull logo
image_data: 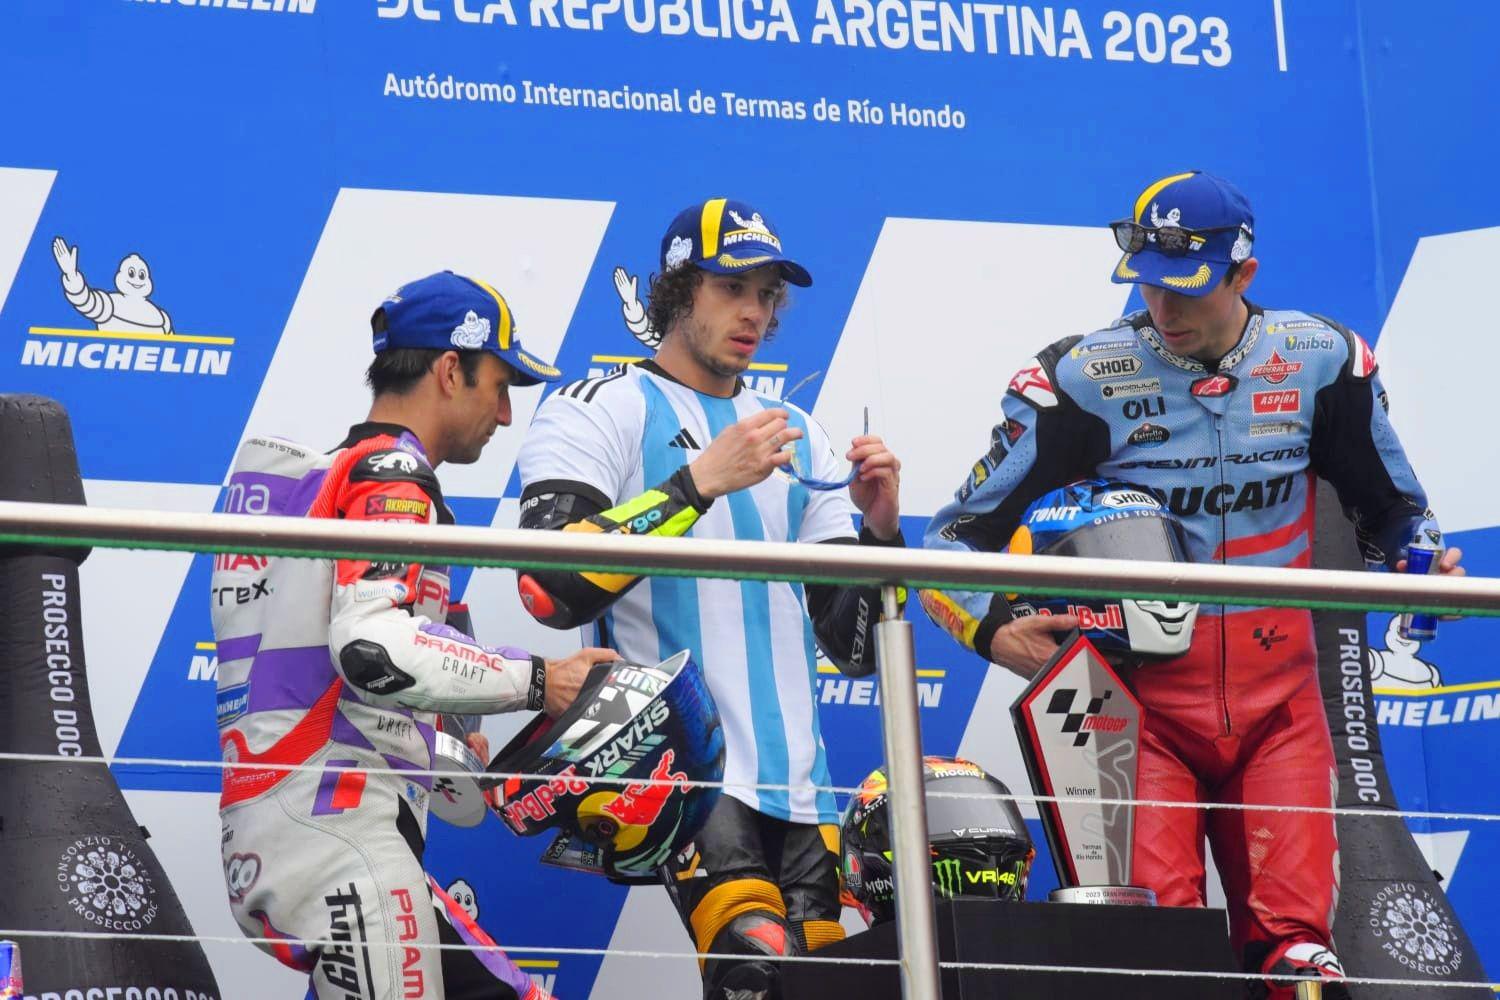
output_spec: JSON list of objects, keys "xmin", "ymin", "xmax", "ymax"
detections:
[
  {"xmin": 1008, "ymin": 479, "xmax": 1198, "ymax": 659},
  {"xmin": 486, "ymin": 650, "xmax": 724, "ymax": 881}
]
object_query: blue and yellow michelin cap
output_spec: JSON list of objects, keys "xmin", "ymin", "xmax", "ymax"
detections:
[
  {"xmin": 1111, "ymin": 171, "xmax": 1255, "ymax": 298},
  {"xmin": 372, "ymin": 271, "xmax": 562, "ymax": 386},
  {"xmin": 660, "ymin": 198, "xmax": 812, "ymax": 287}
]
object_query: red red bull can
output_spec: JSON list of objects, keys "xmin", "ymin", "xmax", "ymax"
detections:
[{"xmin": 0, "ymin": 939, "xmax": 23, "ymax": 1000}]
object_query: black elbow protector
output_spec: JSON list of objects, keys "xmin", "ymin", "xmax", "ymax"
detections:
[{"xmin": 339, "ymin": 639, "xmax": 416, "ymax": 696}]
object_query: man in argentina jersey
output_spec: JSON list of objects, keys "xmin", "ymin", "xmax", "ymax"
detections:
[{"xmin": 515, "ymin": 199, "xmax": 905, "ymax": 1000}]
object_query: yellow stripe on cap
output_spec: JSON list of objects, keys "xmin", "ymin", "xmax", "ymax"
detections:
[
  {"xmin": 1133, "ymin": 172, "xmax": 1196, "ymax": 223},
  {"xmin": 470, "ymin": 277, "xmax": 514, "ymax": 349},
  {"xmin": 700, "ymin": 198, "xmax": 728, "ymax": 258}
]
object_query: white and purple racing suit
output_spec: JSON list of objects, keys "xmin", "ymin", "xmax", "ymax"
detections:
[{"xmin": 211, "ymin": 422, "xmax": 549, "ymax": 1000}]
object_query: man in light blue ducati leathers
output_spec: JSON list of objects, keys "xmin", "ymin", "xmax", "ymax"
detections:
[{"xmin": 921, "ymin": 171, "xmax": 1465, "ymax": 997}]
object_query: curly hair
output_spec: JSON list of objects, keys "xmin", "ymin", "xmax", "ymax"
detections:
[{"xmin": 645, "ymin": 265, "xmax": 788, "ymax": 342}]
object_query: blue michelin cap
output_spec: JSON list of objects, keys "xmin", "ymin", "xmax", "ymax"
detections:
[
  {"xmin": 1111, "ymin": 171, "xmax": 1255, "ymax": 297},
  {"xmin": 660, "ymin": 199, "xmax": 812, "ymax": 287},
  {"xmin": 371, "ymin": 271, "xmax": 562, "ymax": 386}
]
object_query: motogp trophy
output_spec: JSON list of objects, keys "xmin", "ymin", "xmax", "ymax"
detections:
[{"xmin": 1011, "ymin": 630, "xmax": 1155, "ymax": 905}]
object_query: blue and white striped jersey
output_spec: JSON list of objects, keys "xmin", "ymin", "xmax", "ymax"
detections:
[{"xmin": 518, "ymin": 362, "xmax": 857, "ymax": 823}]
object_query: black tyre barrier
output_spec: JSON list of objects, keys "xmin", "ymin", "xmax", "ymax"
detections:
[
  {"xmin": 1311, "ymin": 479, "xmax": 1489, "ymax": 997},
  {"xmin": 0, "ymin": 394, "xmax": 222, "ymax": 998}
]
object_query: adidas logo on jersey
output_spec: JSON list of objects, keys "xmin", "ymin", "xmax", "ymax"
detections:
[{"xmin": 668, "ymin": 428, "xmax": 700, "ymax": 449}]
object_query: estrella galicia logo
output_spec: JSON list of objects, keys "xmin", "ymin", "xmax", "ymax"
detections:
[{"xmin": 1127, "ymin": 423, "xmax": 1170, "ymax": 448}]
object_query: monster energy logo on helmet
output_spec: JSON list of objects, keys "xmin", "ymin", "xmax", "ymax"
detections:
[{"xmin": 933, "ymin": 857, "xmax": 964, "ymax": 897}]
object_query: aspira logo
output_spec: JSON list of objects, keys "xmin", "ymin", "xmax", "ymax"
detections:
[{"xmin": 22, "ymin": 238, "xmax": 233, "ymax": 376}]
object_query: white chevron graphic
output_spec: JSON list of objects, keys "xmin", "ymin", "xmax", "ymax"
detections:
[
  {"xmin": 0, "ymin": 166, "xmax": 55, "ymax": 317},
  {"xmin": 1372, "ymin": 225, "xmax": 1500, "ymax": 534},
  {"xmin": 815, "ymin": 218, "xmax": 1132, "ymax": 519},
  {"xmin": 240, "ymin": 187, "xmax": 615, "ymax": 498}
]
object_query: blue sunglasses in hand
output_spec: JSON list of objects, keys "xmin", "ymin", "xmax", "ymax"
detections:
[{"xmin": 779, "ymin": 370, "xmax": 869, "ymax": 492}]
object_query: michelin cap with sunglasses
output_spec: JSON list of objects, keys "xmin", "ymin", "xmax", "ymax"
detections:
[
  {"xmin": 515, "ymin": 197, "xmax": 905, "ymax": 999},
  {"xmin": 1109, "ymin": 169, "xmax": 1255, "ymax": 297},
  {"xmin": 921, "ymin": 168, "xmax": 1455, "ymax": 996}
]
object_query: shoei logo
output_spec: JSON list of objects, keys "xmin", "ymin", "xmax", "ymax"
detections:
[
  {"xmin": 1100, "ymin": 490, "xmax": 1160, "ymax": 509},
  {"xmin": 1366, "ymin": 882, "xmax": 1463, "ymax": 977},
  {"xmin": 57, "ymin": 837, "xmax": 160, "ymax": 931},
  {"xmin": 24, "ymin": 238, "xmax": 234, "ymax": 376},
  {"xmin": 451, "ymin": 309, "xmax": 490, "ymax": 349},
  {"xmin": 1083, "ymin": 355, "xmax": 1143, "ymax": 380}
]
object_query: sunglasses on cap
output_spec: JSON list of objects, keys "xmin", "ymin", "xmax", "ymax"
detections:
[{"xmin": 1110, "ymin": 219, "xmax": 1251, "ymax": 258}]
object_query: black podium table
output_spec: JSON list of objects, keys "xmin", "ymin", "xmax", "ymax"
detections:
[{"xmin": 783, "ymin": 899, "xmax": 1240, "ymax": 999}]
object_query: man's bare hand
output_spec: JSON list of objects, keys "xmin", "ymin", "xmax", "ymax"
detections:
[
  {"xmin": 464, "ymin": 731, "xmax": 491, "ymax": 764},
  {"xmin": 989, "ymin": 614, "xmax": 1079, "ymax": 679},
  {"xmin": 1397, "ymin": 545, "xmax": 1466, "ymax": 620},
  {"xmin": 544, "ymin": 646, "xmax": 619, "ymax": 717},
  {"xmin": 846, "ymin": 434, "xmax": 901, "ymax": 540},
  {"xmin": 688, "ymin": 408, "xmax": 802, "ymax": 500}
]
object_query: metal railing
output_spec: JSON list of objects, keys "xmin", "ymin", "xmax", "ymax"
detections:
[{"xmin": 4, "ymin": 497, "xmax": 1499, "ymax": 1000}]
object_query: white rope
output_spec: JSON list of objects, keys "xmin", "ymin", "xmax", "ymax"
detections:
[
  {"xmin": 4, "ymin": 749, "xmax": 1494, "ymax": 824},
  {"xmin": 0, "ymin": 928, "xmax": 1491, "ymax": 991}
]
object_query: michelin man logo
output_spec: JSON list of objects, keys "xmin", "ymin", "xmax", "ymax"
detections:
[
  {"xmin": 665, "ymin": 235, "xmax": 693, "ymax": 270},
  {"xmin": 612, "ymin": 266, "xmax": 660, "ymax": 348},
  {"xmin": 1368, "ymin": 615, "xmax": 1442, "ymax": 688},
  {"xmin": 446, "ymin": 878, "xmax": 479, "ymax": 920},
  {"xmin": 727, "ymin": 209, "xmax": 769, "ymax": 234},
  {"xmin": 1149, "ymin": 203, "xmax": 1182, "ymax": 229},
  {"xmin": 1231, "ymin": 227, "xmax": 1253, "ymax": 263},
  {"xmin": 451, "ymin": 309, "xmax": 490, "ymax": 349},
  {"xmin": 51, "ymin": 237, "xmax": 173, "ymax": 334}
]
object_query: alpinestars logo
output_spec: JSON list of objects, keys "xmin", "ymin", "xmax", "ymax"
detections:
[
  {"xmin": 1046, "ymin": 688, "xmax": 1126, "ymax": 748},
  {"xmin": 57, "ymin": 837, "xmax": 160, "ymax": 931}
]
